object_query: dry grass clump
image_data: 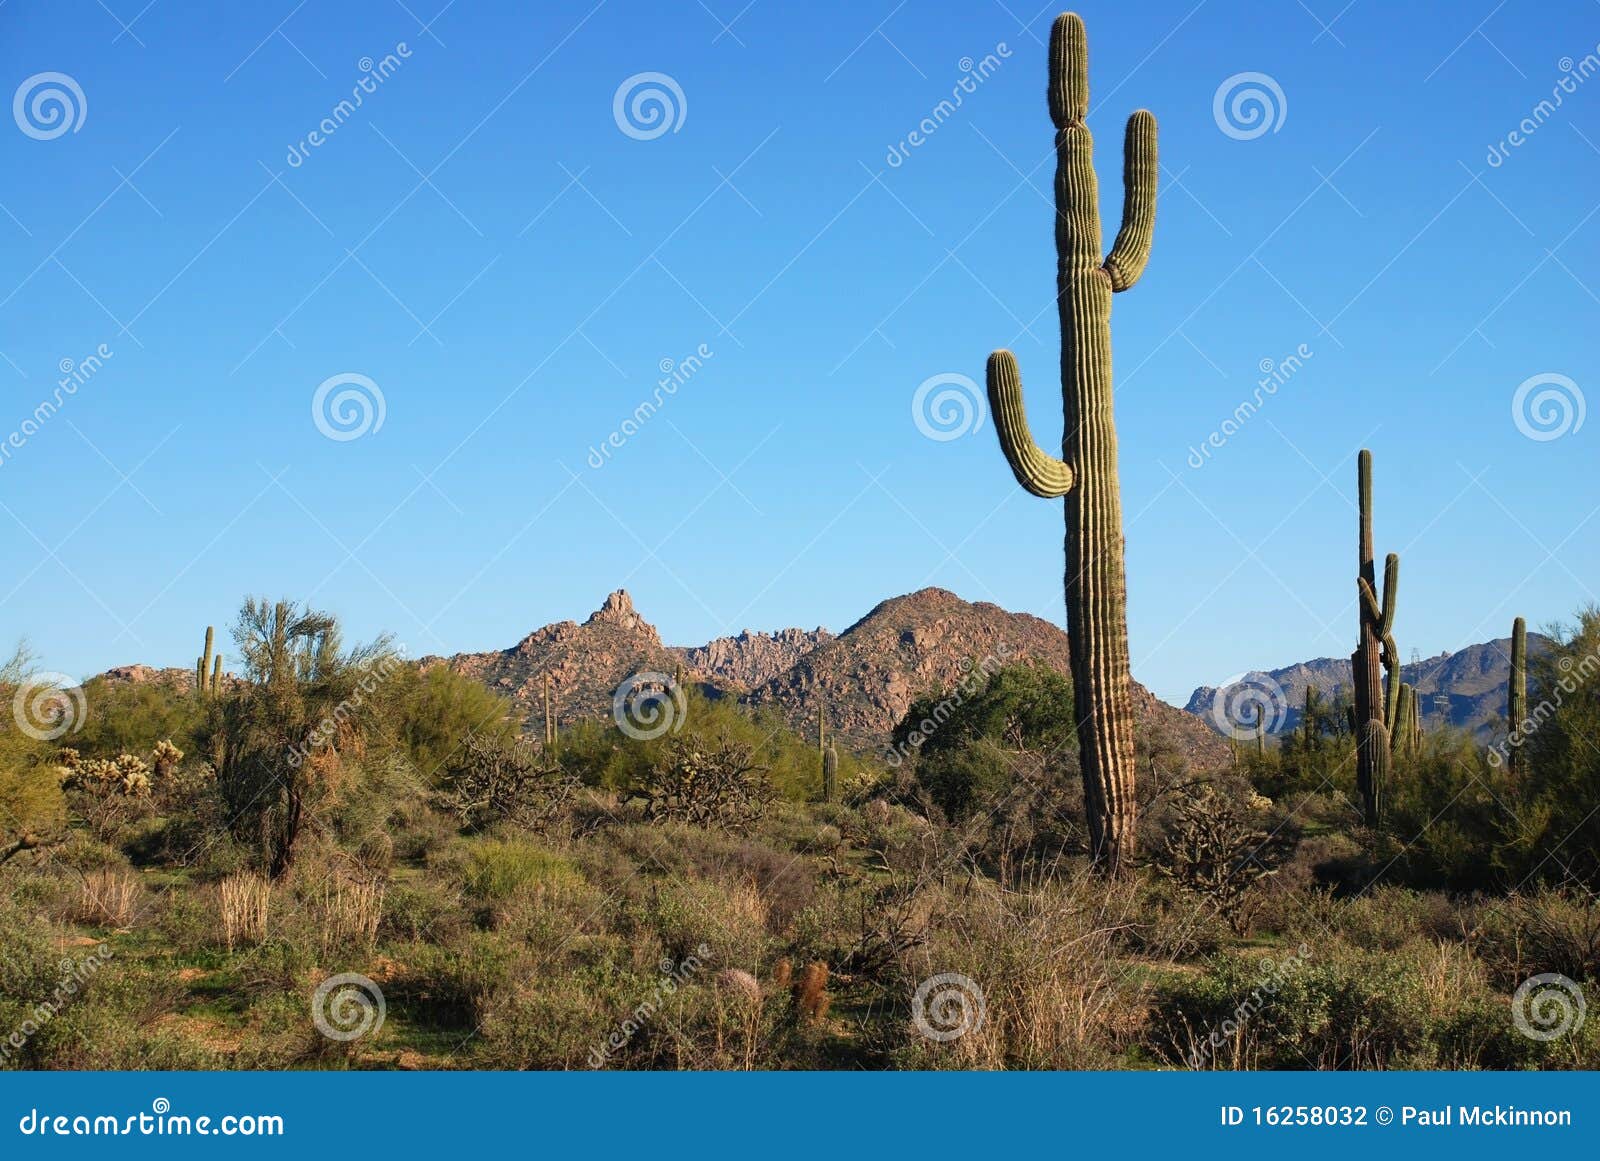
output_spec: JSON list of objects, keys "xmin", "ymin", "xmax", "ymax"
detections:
[
  {"xmin": 219, "ymin": 872, "xmax": 271, "ymax": 951},
  {"xmin": 75, "ymin": 868, "xmax": 143, "ymax": 927}
]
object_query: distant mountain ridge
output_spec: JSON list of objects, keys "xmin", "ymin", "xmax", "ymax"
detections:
[
  {"xmin": 1183, "ymin": 635, "xmax": 1549, "ymax": 741},
  {"xmin": 425, "ymin": 587, "xmax": 1230, "ymax": 769}
]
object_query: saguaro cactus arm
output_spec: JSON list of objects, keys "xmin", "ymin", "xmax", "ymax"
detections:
[
  {"xmin": 1104, "ymin": 111, "xmax": 1158, "ymax": 291},
  {"xmin": 987, "ymin": 352, "xmax": 1074, "ymax": 498}
]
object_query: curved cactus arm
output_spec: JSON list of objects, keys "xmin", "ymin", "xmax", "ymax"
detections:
[
  {"xmin": 1379, "ymin": 553, "xmax": 1399, "ymax": 635},
  {"xmin": 1358, "ymin": 577, "xmax": 1383, "ymax": 626},
  {"xmin": 1104, "ymin": 111, "xmax": 1157, "ymax": 292},
  {"xmin": 987, "ymin": 350, "xmax": 1074, "ymax": 498}
]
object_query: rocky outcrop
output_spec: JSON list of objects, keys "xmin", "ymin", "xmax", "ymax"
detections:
[{"xmin": 676, "ymin": 627, "xmax": 833, "ymax": 691}]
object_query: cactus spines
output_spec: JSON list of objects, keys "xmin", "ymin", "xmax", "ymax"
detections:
[
  {"xmin": 1353, "ymin": 450, "xmax": 1400, "ymax": 825},
  {"xmin": 986, "ymin": 12, "xmax": 1156, "ymax": 874},
  {"xmin": 1508, "ymin": 615, "xmax": 1527, "ymax": 777}
]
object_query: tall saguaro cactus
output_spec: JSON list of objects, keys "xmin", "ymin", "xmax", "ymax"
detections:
[
  {"xmin": 1353, "ymin": 450, "xmax": 1400, "ymax": 826},
  {"xmin": 986, "ymin": 13, "xmax": 1156, "ymax": 873},
  {"xmin": 1508, "ymin": 615, "xmax": 1527, "ymax": 777}
]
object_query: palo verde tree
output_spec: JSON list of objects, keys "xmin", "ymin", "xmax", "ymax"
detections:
[
  {"xmin": 205, "ymin": 598, "xmax": 394, "ymax": 878},
  {"xmin": 984, "ymin": 12, "xmax": 1156, "ymax": 872}
]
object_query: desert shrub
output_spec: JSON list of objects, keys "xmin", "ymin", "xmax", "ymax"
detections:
[
  {"xmin": 441, "ymin": 732, "xmax": 577, "ymax": 832},
  {"xmin": 384, "ymin": 663, "xmax": 519, "ymax": 782},
  {"xmin": 892, "ymin": 873, "xmax": 1144, "ymax": 1069},
  {"xmin": 461, "ymin": 838, "xmax": 582, "ymax": 907},
  {"xmin": 1148, "ymin": 937, "xmax": 1567, "ymax": 1070},
  {"xmin": 1155, "ymin": 786, "xmax": 1289, "ymax": 934},
  {"xmin": 629, "ymin": 735, "xmax": 771, "ymax": 829},
  {"xmin": 1472, "ymin": 886, "xmax": 1600, "ymax": 987},
  {"xmin": 385, "ymin": 934, "xmax": 516, "ymax": 1031},
  {"xmin": 381, "ymin": 878, "xmax": 467, "ymax": 944},
  {"xmin": 632, "ymin": 876, "xmax": 770, "ymax": 970}
]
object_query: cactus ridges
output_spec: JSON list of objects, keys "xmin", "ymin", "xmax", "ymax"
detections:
[
  {"xmin": 988, "ymin": 353, "xmax": 1073, "ymax": 497},
  {"xmin": 211, "ymin": 654, "xmax": 222, "ymax": 696},
  {"xmin": 1509, "ymin": 616, "xmax": 1527, "ymax": 777},
  {"xmin": 984, "ymin": 12, "xmax": 1156, "ymax": 873},
  {"xmin": 822, "ymin": 744, "xmax": 838, "ymax": 805},
  {"xmin": 1353, "ymin": 450, "xmax": 1399, "ymax": 826}
]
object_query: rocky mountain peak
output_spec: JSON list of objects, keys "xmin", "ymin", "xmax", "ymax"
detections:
[{"xmin": 585, "ymin": 589, "xmax": 656, "ymax": 638}]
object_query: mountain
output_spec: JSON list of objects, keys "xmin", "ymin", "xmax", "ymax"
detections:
[
  {"xmin": 1183, "ymin": 635, "xmax": 1548, "ymax": 741},
  {"xmin": 429, "ymin": 587, "xmax": 1229, "ymax": 770}
]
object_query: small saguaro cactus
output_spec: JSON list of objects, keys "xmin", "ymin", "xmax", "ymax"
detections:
[
  {"xmin": 1353, "ymin": 450, "xmax": 1400, "ymax": 826},
  {"xmin": 985, "ymin": 12, "xmax": 1156, "ymax": 873},
  {"xmin": 1508, "ymin": 615, "xmax": 1527, "ymax": 777},
  {"xmin": 211, "ymin": 653, "xmax": 223, "ymax": 697},
  {"xmin": 818, "ymin": 693, "xmax": 837, "ymax": 803}
]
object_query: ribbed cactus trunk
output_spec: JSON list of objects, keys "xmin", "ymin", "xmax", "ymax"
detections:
[
  {"xmin": 1353, "ymin": 450, "xmax": 1398, "ymax": 827},
  {"xmin": 1508, "ymin": 616, "xmax": 1527, "ymax": 779},
  {"xmin": 987, "ymin": 13, "xmax": 1155, "ymax": 873}
]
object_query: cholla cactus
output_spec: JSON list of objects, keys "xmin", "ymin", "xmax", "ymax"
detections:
[
  {"xmin": 114, "ymin": 754, "xmax": 152, "ymax": 797},
  {"xmin": 151, "ymin": 739, "xmax": 184, "ymax": 782},
  {"xmin": 985, "ymin": 12, "xmax": 1157, "ymax": 873}
]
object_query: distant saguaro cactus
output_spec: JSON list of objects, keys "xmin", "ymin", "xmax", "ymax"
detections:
[
  {"xmin": 1353, "ymin": 450, "xmax": 1400, "ymax": 825},
  {"xmin": 197, "ymin": 625, "xmax": 215, "ymax": 701},
  {"xmin": 985, "ymin": 12, "xmax": 1156, "ymax": 873},
  {"xmin": 1508, "ymin": 615, "xmax": 1527, "ymax": 777},
  {"xmin": 211, "ymin": 653, "xmax": 223, "ymax": 697}
]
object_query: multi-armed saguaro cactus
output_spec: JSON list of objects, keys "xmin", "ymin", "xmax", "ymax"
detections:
[
  {"xmin": 1508, "ymin": 615, "xmax": 1527, "ymax": 777},
  {"xmin": 1353, "ymin": 450, "xmax": 1402, "ymax": 825},
  {"xmin": 986, "ymin": 13, "xmax": 1155, "ymax": 872}
]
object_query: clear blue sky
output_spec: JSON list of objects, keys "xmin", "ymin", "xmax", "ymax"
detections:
[{"xmin": 2, "ymin": 0, "xmax": 1596, "ymax": 704}]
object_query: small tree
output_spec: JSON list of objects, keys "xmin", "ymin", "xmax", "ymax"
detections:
[{"xmin": 205, "ymin": 598, "xmax": 394, "ymax": 879}]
